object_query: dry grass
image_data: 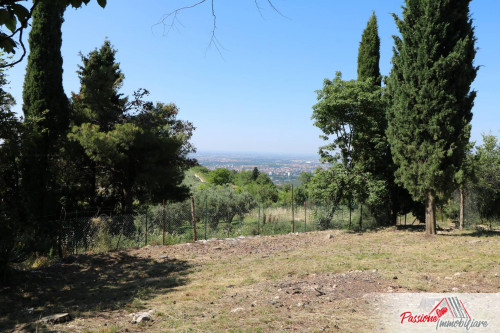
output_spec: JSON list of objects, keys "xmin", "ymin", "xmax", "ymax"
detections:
[{"xmin": 2, "ymin": 227, "xmax": 499, "ymax": 332}]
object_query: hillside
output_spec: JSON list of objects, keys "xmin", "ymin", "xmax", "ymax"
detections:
[{"xmin": 2, "ymin": 228, "xmax": 499, "ymax": 332}]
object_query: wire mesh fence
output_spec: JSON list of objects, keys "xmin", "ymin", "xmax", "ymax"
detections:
[
  {"xmin": 57, "ymin": 193, "xmax": 498, "ymax": 255},
  {"xmin": 58, "ymin": 200, "xmax": 352, "ymax": 254}
]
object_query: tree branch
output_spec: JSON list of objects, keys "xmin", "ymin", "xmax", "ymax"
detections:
[
  {"xmin": 158, "ymin": 0, "xmax": 284, "ymax": 57},
  {"xmin": 0, "ymin": 0, "xmax": 40, "ymax": 68}
]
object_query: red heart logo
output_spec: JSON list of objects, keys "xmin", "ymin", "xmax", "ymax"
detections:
[{"xmin": 436, "ymin": 307, "xmax": 448, "ymax": 318}]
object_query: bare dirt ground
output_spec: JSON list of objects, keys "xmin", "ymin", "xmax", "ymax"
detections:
[{"xmin": 1, "ymin": 228, "xmax": 500, "ymax": 332}]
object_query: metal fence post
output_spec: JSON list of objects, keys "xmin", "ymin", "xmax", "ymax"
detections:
[
  {"xmin": 191, "ymin": 196, "xmax": 197, "ymax": 241},
  {"xmin": 304, "ymin": 200, "xmax": 307, "ymax": 232},
  {"xmin": 145, "ymin": 208, "xmax": 148, "ymax": 246},
  {"xmin": 205, "ymin": 200, "xmax": 208, "ymax": 240},
  {"xmin": 162, "ymin": 200, "xmax": 165, "ymax": 246},
  {"xmin": 291, "ymin": 184, "xmax": 295, "ymax": 233},
  {"xmin": 258, "ymin": 203, "xmax": 261, "ymax": 235}
]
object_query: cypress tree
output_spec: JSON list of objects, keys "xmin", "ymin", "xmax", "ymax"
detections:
[
  {"xmin": 22, "ymin": 0, "xmax": 68, "ymax": 249},
  {"xmin": 357, "ymin": 12, "xmax": 381, "ymax": 86},
  {"xmin": 387, "ymin": 0, "xmax": 477, "ymax": 234}
]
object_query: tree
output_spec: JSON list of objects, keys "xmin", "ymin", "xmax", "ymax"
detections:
[
  {"xmin": 252, "ymin": 167, "xmax": 260, "ymax": 181},
  {"xmin": 297, "ymin": 172, "xmax": 312, "ymax": 186},
  {"xmin": 195, "ymin": 184, "xmax": 255, "ymax": 229},
  {"xmin": 312, "ymin": 72, "xmax": 388, "ymax": 225},
  {"xmin": 472, "ymin": 134, "xmax": 500, "ymax": 226},
  {"xmin": 387, "ymin": 0, "xmax": 477, "ymax": 234},
  {"xmin": 69, "ymin": 42, "xmax": 196, "ymax": 211},
  {"xmin": 74, "ymin": 39, "xmax": 127, "ymax": 131},
  {"xmin": 0, "ymin": 57, "xmax": 25, "ymax": 279},
  {"xmin": 357, "ymin": 12, "xmax": 381, "ymax": 86},
  {"xmin": 454, "ymin": 142, "xmax": 476, "ymax": 229},
  {"xmin": 21, "ymin": 0, "xmax": 69, "ymax": 252},
  {"xmin": 0, "ymin": 0, "xmax": 106, "ymax": 67},
  {"xmin": 208, "ymin": 168, "xmax": 233, "ymax": 186}
]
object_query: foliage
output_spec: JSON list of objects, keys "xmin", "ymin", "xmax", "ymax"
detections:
[
  {"xmin": 195, "ymin": 184, "xmax": 255, "ymax": 229},
  {"xmin": 297, "ymin": 172, "xmax": 312, "ymax": 186},
  {"xmin": 472, "ymin": 134, "xmax": 500, "ymax": 223},
  {"xmin": 21, "ymin": 0, "xmax": 69, "ymax": 252},
  {"xmin": 0, "ymin": 0, "xmax": 106, "ymax": 61},
  {"xmin": 68, "ymin": 42, "xmax": 196, "ymax": 212},
  {"xmin": 357, "ymin": 12, "xmax": 381, "ymax": 85},
  {"xmin": 0, "ymin": 58, "xmax": 26, "ymax": 279},
  {"xmin": 208, "ymin": 168, "xmax": 233, "ymax": 186},
  {"xmin": 387, "ymin": 0, "xmax": 477, "ymax": 234},
  {"xmin": 312, "ymin": 72, "xmax": 391, "ymax": 224}
]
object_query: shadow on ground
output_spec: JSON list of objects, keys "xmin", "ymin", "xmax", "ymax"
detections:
[
  {"xmin": 0, "ymin": 251, "xmax": 191, "ymax": 332},
  {"xmin": 439, "ymin": 229, "xmax": 500, "ymax": 237}
]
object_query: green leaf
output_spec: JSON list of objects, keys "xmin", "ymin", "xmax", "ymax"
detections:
[
  {"xmin": 0, "ymin": 9, "xmax": 10, "ymax": 26},
  {"xmin": 0, "ymin": 35, "xmax": 17, "ymax": 54},
  {"xmin": 69, "ymin": 0, "xmax": 83, "ymax": 8},
  {"xmin": 11, "ymin": 4, "xmax": 30, "ymax": 23},
  {"xmin": 5, "ymin": 13, "xmax": 16, "ymax": 33}
]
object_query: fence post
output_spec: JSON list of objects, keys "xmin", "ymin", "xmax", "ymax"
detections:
[
  {"xmin": 304, "ymin": 200, "xmax": 307, "ymax": 232},
  {"xmin": 258, "ymin": 203, "xmax": 261, "ymax": 235},
  {"xmin": 205, "ymin": 200, "xmax": 208, "ymax": 240},
  {"xmin": 162, "ymin": 200, "xmax": 165, "ymax": 246},
  {"xmin": 145, "ymin": 208, "xmax": 148, "ymax": 246},
  {"xmin": 191, "ymin": 196, "xmax": 197, "ymax": 241},
  {"xmin": 291, "ymin": 184, "xmax": 295, "ymax": 233}
]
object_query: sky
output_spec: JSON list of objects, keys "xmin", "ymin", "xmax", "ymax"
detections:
[{"xmin": 6, "ymin": 0, "xmax": 500, "ymax": 156}]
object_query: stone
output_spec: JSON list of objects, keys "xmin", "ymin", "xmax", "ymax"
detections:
[
  {"xmin": 326, "ymin": 234, "xmax": 334, "ymax": 239},
  {"xmin": 38, "ymin": 313, "xmax": 72, "ymax": 324},
  {"xmin": 230, "ymin": 307, "xmax": 244, "ymax": 313},
  {"xmin": 130, "ymin": 310, "xmax": 154, "ymax": 324}
]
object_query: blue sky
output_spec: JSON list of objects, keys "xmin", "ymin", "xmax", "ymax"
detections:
[{"xmin": 6, "ymin": 0, "xmax": 500, "ymax": 155}]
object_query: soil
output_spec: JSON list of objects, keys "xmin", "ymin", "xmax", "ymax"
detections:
[{"xmin": 1, "ymin": 229, "xmax": 499, "ymax": 332}]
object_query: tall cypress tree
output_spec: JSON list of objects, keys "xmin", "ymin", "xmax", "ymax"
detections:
[
  {"xmin": 387, "ymin": 0, "xmax": 477, "ymax": 234},
  {"xmin": 357, "ymin": 12, "xmax": 381, "ymax": 86},
  {"xmin": 22, "ymin": 0, "xmax": 68, "ymax": 249}
]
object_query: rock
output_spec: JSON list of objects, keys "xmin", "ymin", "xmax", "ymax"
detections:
[
  {"xmin": 326, "ymin": 234, "xmax": 334, "ymax": 239},
  {"xmin": 230, "ymin": 307, "xmax": 244, "ymax": 313},
  {"xmin": 38, "ymin": 313, "xmax": 72, "ymax": 324},
  {"xmin": 297, "ymin": 302, "xmax": 304, "ymax": 308},
  {"xmin": 130, "ymin": 310, "xmax": 154, "ymax": 324},
  {"xmin": 454, "ymin": 272, "xmax": 461, "ymax": 276}
]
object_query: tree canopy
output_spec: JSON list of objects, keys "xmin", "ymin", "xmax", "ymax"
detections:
[{"xmin": 387, "ymin": 0, "xmax": 477, "ymax": 234}]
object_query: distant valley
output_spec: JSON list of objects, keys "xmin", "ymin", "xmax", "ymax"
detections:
[{"xmin": 193, "ymin": 151, "xmax": 327, "ymax": 185}]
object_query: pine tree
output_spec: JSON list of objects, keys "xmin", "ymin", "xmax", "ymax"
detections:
[
  {"xmin": 21, "ymin": 0, "xmax": 68, "ymax": 249},
  {"xmin": 357, "ymin": 12, "xmax": 381, "ymax": 86},
  {"xmin": 387, "ymin": 0, "xmax": 477, "ymax": 234},
  {"xmin": 73, "ymin": 40, "xmax": 127, "ymax": 131}
]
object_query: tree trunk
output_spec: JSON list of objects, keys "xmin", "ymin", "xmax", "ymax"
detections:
[
  {"xmin": 425, "ymin": 191, "xmax": 437, "ymax": 235},
  {"xmin": 459, "ymin": 187, "xmax": 464, "ymax": 230}
]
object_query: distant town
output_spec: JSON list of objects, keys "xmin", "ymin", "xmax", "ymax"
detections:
[{"xmin": 194, "ymin": 151, "xmax": 328, "ymax": 185}]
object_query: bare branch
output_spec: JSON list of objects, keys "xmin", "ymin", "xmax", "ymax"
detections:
[
  {"xmin": 158, "ymin": 0, "xmax": 285, "ymax": 57},
  {"xmin": 156, "ymin": 0, "xmax": 209, "ymax": 37}
]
